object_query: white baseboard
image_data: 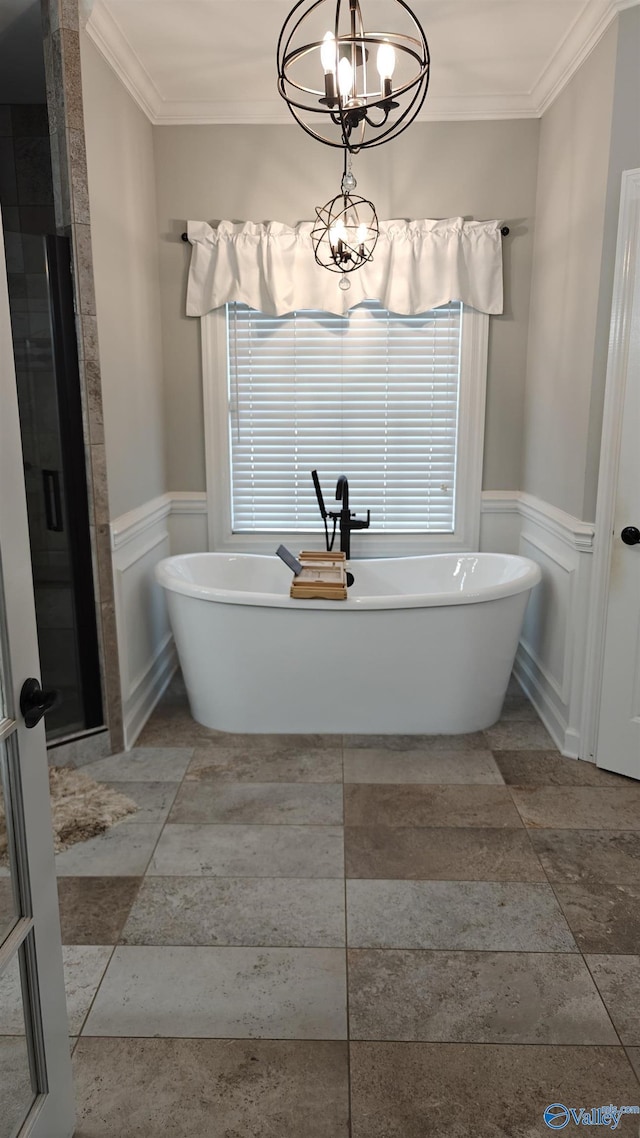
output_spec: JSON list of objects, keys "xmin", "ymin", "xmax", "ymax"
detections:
[
  {"xmin": 514, "ymin": 645, "xmax": 580, "ymax": 757},
  {"xmin": 110, "ymin": 492, "xmax": 207, "ymax": 748},
  {"xmin": 122, "ymin": 634, "xmax": 178, "ymax": 750}
]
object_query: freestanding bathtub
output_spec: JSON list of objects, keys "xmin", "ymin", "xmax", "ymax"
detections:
[{"xmin": 155, "ymin": 552, "xmax": 541, "ymax": 734}]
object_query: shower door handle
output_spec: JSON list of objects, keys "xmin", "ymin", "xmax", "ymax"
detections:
[
  {"xmin": 42, "ymin": 468, "xmax": 63, "ymax": 532},
  {"xmin": 20, "ymin": 678, "xmax": 62, "ymax": 729}
]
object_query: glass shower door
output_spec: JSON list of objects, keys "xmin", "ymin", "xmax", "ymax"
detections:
[{"xmin": 8, "ymin": 230, "xmax": 102, "ymax": 740}]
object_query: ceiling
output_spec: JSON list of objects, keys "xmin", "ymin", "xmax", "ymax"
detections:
[{"xmin": 85, "ymin": 0, "xmax": 634, "ymax": 124}]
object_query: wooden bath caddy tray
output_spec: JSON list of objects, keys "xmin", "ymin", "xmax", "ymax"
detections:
[{"xmin": 290, "ymin": 550, "xmax": 347, "ymax": 600}]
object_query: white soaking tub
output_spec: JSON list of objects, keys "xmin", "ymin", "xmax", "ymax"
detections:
[{"xmin": 155, "ymin": 552, "xmax": 541, "ymax": 735}]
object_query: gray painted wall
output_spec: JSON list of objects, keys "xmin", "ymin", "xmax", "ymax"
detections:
[
  {"xmin": 153, "ymin": 120, "xmax": 539, "ymax": 494},
  {"xmin": 521, "ymin": 24, "xmax": 618, "ymax": 520},
  {"xmin": 80, "ymin": 31, "xmax": 167, "ymax": 519}
]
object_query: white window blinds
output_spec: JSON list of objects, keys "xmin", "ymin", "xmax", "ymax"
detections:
[{"xmin": 226, "ymin": 299, "xmax": 462, "ymax": 534}]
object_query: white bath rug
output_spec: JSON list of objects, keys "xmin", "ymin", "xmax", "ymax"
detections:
[{"xmin": 0, "ymin": 766, "xmax": 138, "ymax": 865}]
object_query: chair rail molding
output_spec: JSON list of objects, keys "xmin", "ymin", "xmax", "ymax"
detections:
[
  {"xmin": 110, "ymin": 492, "xmax": 207, "ymax": 747},
  {"xmin": 517, "ymin": 493, "xmax": 595, "ymax": 552}
]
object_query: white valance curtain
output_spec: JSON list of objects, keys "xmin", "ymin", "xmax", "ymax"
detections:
[{"xmin": 185, "ymin": 217, "xmax": 504, "ymax": 318}]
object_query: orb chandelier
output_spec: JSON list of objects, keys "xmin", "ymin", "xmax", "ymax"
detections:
[
  {"xmin": 277, "ymin": 0, "xmax": 430, "ymax": 152},
  {"xmin": 311, "ymin": 157, "xmax": 379, "ymax": 288}
]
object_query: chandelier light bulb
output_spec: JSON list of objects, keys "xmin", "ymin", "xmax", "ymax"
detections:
[
  {"xmin": 320, "ymin": 30, "xmax": 337, "ymax": 74},
  {"xmin": 356, "ymin": 222, "xmax": 368, "ymax": 245},
  {"xmin": 376, "ymin": 42, "xmax": 396, "ymax": 80},
  {"xmin": 329, "ymin": 218, "xmax": 347, "ymax": 248},
  {"xmin": 338, "ymin": 56, "xmax": 354, "ymax": 98}
]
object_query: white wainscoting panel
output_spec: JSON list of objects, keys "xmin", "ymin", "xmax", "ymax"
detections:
[
  {"xmin": 167, "ymin": 491, "xmax": 208, "ymax": 554},
  {"xmin": 110, "ymin": 492, "xmax": 208, "ymax": 748},
  {"xmin": 479, "ymin": 491, "xmax": 520, "ymax": 553},
  {"xmin": 513, "ymin": 494, "xmax": 594, "ymax": 758},
  {"xmin": 112, "ymin": 490, "xmax": 594, "ymax": 754}
]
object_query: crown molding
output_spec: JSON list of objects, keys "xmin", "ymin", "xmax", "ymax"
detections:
[
  {"xmin": 85, "ymin": 2, "xmax": 162, "ymax": 122},
  {"xmin": 79, "ymin": 0, "xmax": 97, "ymax": 26},
  {"xmin": 86, "ymin": 0, "xmax": 639, "ymax": 126},
  {"xmin": 149, "ymin": 93, "xmax": 539, "ymax": 127},
  {"xmin": 531, "ymin": 0, "xmax": 634, "ymax": 115},
  {"xmin": 417, "ymin": 94, "xmax": 538, "ymax": 121}
]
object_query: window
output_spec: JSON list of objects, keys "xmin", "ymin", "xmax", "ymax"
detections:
[{"xmin": 202, "ymin": 300, "xmax": 488, "ymax": 555}]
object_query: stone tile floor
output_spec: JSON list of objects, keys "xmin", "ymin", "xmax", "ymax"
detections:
[{"xmin": 39, "ymin": 678, "xmax": 640, "ymax": 1133}]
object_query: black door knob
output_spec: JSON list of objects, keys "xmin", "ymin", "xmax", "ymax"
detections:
[
  {"xmin": 19, "ymin": 678, "xmax": 61, "ymax": 729},
  {"xmin": 621, "ymin": 526, "xmax": 640, "ymax": 546}
]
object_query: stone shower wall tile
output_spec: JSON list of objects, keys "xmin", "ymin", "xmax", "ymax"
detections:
[
  {"xmin": 50, "ymin": 0, "xmax": 79, "ymax": 35},
  {"xmin": 84, "ymin": 359, "xmax": 104, "ymax": 444},
  {"xmin": 80, "ymin": 313, "xmax": 99, "ymax": 364},
  {"xmin": 49, "ymin": 131, "xmax": 68, "ymax": 230},
  {"xmin": 42, "ymin": 0, "xmax": 124, "ymax": 751},
  {"xmin": 11, "ymin": 105, "xmax": 50, "ymax": 137},
  {"xmin": 101, "ymin": 598, "xmax": 123, "ymax": 735},
  {"xmin": 0, "ymin": 137, "xmax": 18, "ymax": 204},
  {"xmin": 68, "ymin": 129, "xmax": 90, "ymax": 225},
  {"xmin": 71, "ymin": 223, "xmax": 96, "ymax": 315},
  {"xmin": 43, "ymin": 31, "xmax": 58, "ymax": 135},
  {"xmin": 14, "ymin": 136, "xmax": 54, "ymax": 204},
  {"xmin": 56, "ymin": 30, "xmax": 84, "ymax": 134},
  {"xmin": 95, "ymin": 524, "xmax": 115, "ymax": 602},
  {"xmin": 90, "ymin": 443, "xmax": 109, "ymax": 524}
]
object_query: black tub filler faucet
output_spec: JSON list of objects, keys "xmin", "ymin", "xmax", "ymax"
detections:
[{"xmin": 311, "ymin": 470, "xmax": 370, "ymax": 560}]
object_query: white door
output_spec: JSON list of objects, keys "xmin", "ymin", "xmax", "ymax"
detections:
[
  {"xmin": 595, "ymin": 169, "xmax": 640, "ymax": 779},
  {"xmin": 0, "ymin": 211, "xmax": 75, "ymax": 1135}
]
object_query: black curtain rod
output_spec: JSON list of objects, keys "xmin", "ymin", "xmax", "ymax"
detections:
[{"xmin": 181, "ymin": 225, "xmax": 511, "ymax": 242}]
